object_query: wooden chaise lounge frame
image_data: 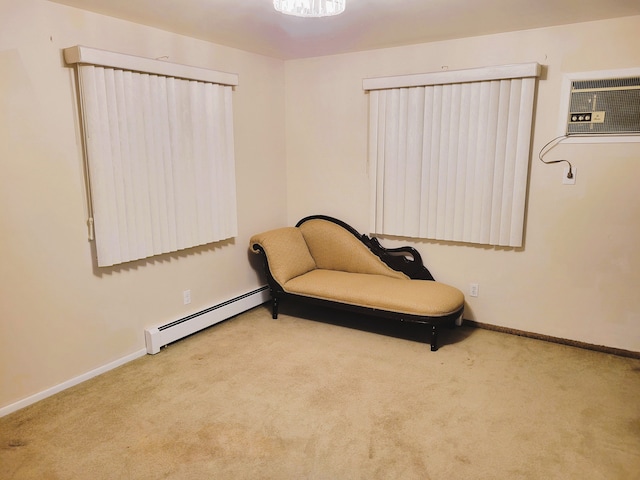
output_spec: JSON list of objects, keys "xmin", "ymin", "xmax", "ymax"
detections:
[{"xmin": 250, "ymin": 215, "xmax": 464, "ymax": 351}]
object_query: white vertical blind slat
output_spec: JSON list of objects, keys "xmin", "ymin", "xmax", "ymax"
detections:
[
  {"xmin": 105, "ymin": 69, "xmax": 120, "ymax": 257},
  {"xmin": 427, "ymin": 86, "xmax": 441, "ymax": 239},
  {"xmin": 197, "ymin": 82, "xmax": 213, "ymax": 242},
  {"xmin": 169, "ymin": 77, "xmax": 181, "ymax": 251},
  {"xmin": 132, "ymin": 73, "xmax": 154, "ymax": 257},
  {"xmin": 382, "ymin": 90, "xmax": 398, "ymax": 233},
  {"xmin": 453, "ymin": 83, "xmax": 470, "ymax": 241},
  {"xmin": 166, "ymin": 75, "xmax": 182, "ymax": 252},
  {"xmin": 144, "ymin": 74, "xmax": 164, "ymax": 256},
  {"xmin": 405, "ymin": 87, "xmax": 424, "ymax": 237},
  {"xmin": 463, "ymin": 82, "xmax": 480, "ymax": 244},
  {"xmin": 435, "ymin": 84, "xmax": 450, "ymax": 240},
  {"xmin": 223, "ymin": 84, "xmax": 238, "ymax": 239},
  {"xmin": 369, "ymin": 91, "xmax": 383, "ymax": 232},
  {"xmin": 399, "ymin": 89, "xmax": 409, "ymax": 234},
  {"xmin": 418, "ymin": 88, "xmax": 431, "ymax": 238},
  {"xmin": 498, "ymin": 78, "xmax": 522, "ymax": 245},
  {"xmin": 444, "ymin": 83, "xmax": 461, "ymax": 240},
  {"xmin": 511, "ymin": 77, "xmax": 537, "ymax": 246},
  {"xmin": 123, "ymin": 73, "xmax": 141, "ymax": 256},
  {"xmin": 489, "ymin": 79, "xmax": 511, "ymax": 245}
]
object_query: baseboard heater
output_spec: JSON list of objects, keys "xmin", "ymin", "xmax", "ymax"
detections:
[{"xmin": 144, "ymin": 286, "xmax": 270, "ymax": 354}]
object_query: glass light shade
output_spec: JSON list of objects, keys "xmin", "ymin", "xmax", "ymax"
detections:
[{"xmin": 273, "ymin": 0, "xmax": 346, "ymax": 17}]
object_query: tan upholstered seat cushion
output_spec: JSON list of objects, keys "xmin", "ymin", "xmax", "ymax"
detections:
[
  {"xmin": 250, "ymin": 227, "xmax": 316, "ymax": 285},
  {"xmin": 284, "ymin": 270, "xmax": 464, "ymax": 317},
  {"xmin": 299, "ymin": 219, "xmax": 407, "ymax": 279}
]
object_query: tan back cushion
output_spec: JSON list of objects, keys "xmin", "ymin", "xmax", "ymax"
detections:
[
  {"xmin": 250, "ymin": 227, "xmax": 317, "ymax": 285},
  {"xmin": 298, "ymin": 219, "xmax": 407, "ymax": 279}
]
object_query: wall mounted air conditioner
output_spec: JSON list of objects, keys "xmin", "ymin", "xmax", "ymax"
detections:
[{"xmin": 558, "ymin": 68, "xmax": 640, "ymax": 143}]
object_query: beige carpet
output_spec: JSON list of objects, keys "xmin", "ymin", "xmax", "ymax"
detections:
[{"xmin": 2, "ymin": 304, "xmax": 639, "ymax": 479}]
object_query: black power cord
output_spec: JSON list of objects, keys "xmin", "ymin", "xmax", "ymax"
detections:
[{"xmin": 538, "ymin": 135, "xmax": 573, "ymax": 179}]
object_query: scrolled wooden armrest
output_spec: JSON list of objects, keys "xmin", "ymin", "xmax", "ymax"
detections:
[{"xmin": 363, "ymin": 237, "xmax": 434, "ymax": 281}]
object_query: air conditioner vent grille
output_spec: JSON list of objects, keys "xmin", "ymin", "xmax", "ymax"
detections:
[
  {"xmin": 567, "ymin": 76, "xmax": 640, "ymax": 135},
  {"xmin": 572, "ymin": 77, "xmax": 640, "ymax": 91}
]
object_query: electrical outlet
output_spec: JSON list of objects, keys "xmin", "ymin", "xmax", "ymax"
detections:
[
  {"xmin": 183, "ymin": 289, "xmax": 191, "ymax": 305},
  {"xmin": 563, "ymin": 166, "xmax": 576, "ymax": 185},
  {"xmin": 469, "ymin": 283, "xmax": 479, "ymax": 297}
]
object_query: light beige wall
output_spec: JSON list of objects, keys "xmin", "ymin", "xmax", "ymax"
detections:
[
  {"xmin": 0, "ymin": 0, "xmax": 286, "ymax": 408},
  {"xmin": 2, "ymin": 2, "xmax": 638, "ymax": 412},
  {"xmin": 284, "ymin": 16, "xmax": 640, "ymax": 351}
]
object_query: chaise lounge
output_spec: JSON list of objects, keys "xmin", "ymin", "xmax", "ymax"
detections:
[{"xmin": 250, "ymin": 215, "xmax": 465, "ymax": 351}]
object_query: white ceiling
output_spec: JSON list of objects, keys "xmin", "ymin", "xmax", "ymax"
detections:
[{"xmin": 48, "ymin": 0, "xmax": 640, "ymax": 59}]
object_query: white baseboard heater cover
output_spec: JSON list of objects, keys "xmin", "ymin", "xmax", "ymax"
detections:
[{"xmin": 144, "ymin": 286, "xmax": 270, "ymax": 354}]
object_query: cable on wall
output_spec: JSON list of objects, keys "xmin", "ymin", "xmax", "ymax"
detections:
[{"xmin": 538, "ymin": 135, "xmax": 573, "ymax": 179}]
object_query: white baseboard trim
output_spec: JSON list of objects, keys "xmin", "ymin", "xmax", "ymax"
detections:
[{"xmin": 0, "ymin": 348, "xmax": 147, "ymax": 418}]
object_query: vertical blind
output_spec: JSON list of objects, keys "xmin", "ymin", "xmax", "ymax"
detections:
[
  {"xmin": 66, "ymin": 46, "xmax": 239, "ymax": 267},
  {"xmin": 364, "ymin": 63, "xmax": 541, "ymax": 247}
]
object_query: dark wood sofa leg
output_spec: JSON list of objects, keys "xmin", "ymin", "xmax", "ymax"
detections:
[
  {"xmin": 272, "ymin": 296, "xmax": 279, "ymax": 319},
  {"xmin": 430, "ymin": 325, "xmax": 439, "ymax": 351}
]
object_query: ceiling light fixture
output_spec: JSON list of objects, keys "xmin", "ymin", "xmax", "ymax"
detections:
[{"xmin": 273, "ymin": 0, "xmax": 346, "ymax": 17}]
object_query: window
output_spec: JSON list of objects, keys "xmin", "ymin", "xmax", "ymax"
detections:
[
  {"xmin": 364, "ymin": 63, "xmax": 541, "ymax": 247},
  {"xmin": 65, "ymin": 46, "xmax": 239, "ymax": 267}
]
